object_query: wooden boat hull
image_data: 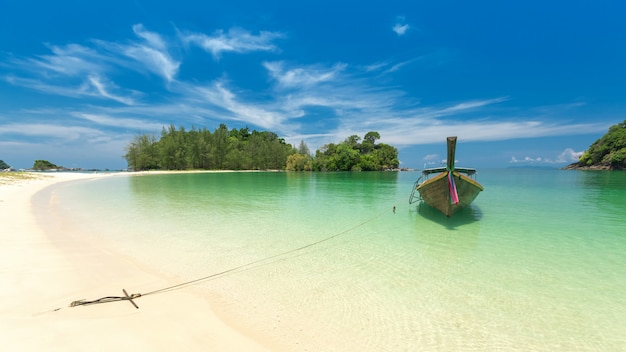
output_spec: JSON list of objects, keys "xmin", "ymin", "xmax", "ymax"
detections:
[{"xmin": 416, "ymin": 170, "xmax": 484, "ymax": 217}]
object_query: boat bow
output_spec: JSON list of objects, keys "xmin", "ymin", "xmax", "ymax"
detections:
[{"xmin": 410, "ymin": 137, "xmax": 484, "ymax": 217}]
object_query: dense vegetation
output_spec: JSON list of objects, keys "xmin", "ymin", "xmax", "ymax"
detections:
[
  {"xmin": 124, "ymin": 124, "xmax": 294, "ymax": 171},
  {"xmin": 33, "ymin": 160, "xmax": 61, "ymax": 170},
  {"xmin": 571, "ymin": 120, "xmax": 626, "ymax": 170},
  {"xmin": 0, "ymin": 160, "xmax": 10, "ymax": 169},
  {"xmin": 124, "ymin": 124, "xmax": 399, "ymax": 172},
  {"xmin": 310, "ymin": 132, "xmax": 399, "ymax": 171}
]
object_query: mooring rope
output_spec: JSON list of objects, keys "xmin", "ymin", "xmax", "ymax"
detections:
[{"xmin": 57, "ymin": 205, "xmax": 396, "ymax": 311}]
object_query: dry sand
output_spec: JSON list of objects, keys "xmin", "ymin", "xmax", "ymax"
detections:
[{"xmin": 0, "ymin": 172, "xmax": 276, "ymax": 352}]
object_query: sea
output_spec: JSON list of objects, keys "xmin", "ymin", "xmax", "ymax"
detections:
[{"xmin": 39, "ymin": 169, "xmax": 626, "ymax": 351}]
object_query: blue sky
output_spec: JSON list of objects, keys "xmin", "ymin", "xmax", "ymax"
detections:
[{"xmin": 1, "ymin": 1, "xmax": 625, "ymax": 170}]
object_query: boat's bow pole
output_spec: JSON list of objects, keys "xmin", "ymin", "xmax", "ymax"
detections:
[
  {"xmin": 446, "ymin": 136, "xmax": 460, "ymax": 205},
  {"xmin": 446, "ymin": 136, "xmax": 457, "ymax": 171}
]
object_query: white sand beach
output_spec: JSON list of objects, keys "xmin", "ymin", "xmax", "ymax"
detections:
[{"xmin": 0, "ymin": 172, "xmax": 275, "ymax": 352}]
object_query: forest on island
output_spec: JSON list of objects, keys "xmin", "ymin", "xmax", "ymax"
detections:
[
  {"xmin": 124, "ymin": 124, "xmax": 399, "ymax": 172},
  {"xmin": 568, "ymin": 119, "xmax": 626, "ymax": 170}
]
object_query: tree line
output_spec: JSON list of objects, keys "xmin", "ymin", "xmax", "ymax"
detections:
[{"xmin": 124, "ymin": 124, "xmax": 399, "ymax": 172}]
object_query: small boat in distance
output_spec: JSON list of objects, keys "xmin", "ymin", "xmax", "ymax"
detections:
[{"xmin": 409, "ymin": 136, "xmax": 484, "ymax": 217}]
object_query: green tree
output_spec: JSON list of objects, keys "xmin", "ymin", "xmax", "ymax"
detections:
[
  {"xmin": 361, "ymin": 131, "xmax": 380, "ymax": 153},
  {"xmin": 286, "ymin": 153, "xmax": 313, "ymax": 171},
  {"xmin": 124, "ymin": 134, "xmax": 159, "ymax": 171},
  {"xmin": 212, "ymin": 124, "xmax": 229, "ymax": 169},
  {"xmin": 298, "ymin": 140, "xmax": 311, "ymax": 156},
  {"xmin": 357, "ymin": 154, "xmax": 377, "ymax": 171},
  {"xmin": 345, "ymin": 135, "xmax": 361, "ymax": 149},
  {"xmin": 374, "ymin": 143, "xmax": 400, "ymax": 170},
  {"xmin": 332, "ymin": 143, "xmax": 359, "ymax": 171},
  {"xmin": 33, "ymin": 160, "xmax": 60, "ymax": 170},
  {"xmin": 363, "ymin": 131, "xmax": 380, "ymax": 145},
  {"xmin": 0, "ymin": 160, "xmax": 10, "ymax": 169}
]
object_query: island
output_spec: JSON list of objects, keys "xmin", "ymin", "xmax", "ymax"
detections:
[
  {"xmin": 123, "ymin": 124, "xmax": 400, "ymax": 172},
  {"xmin": 565, "ymin": 120, "xmax": 626, "ymax": 170}
]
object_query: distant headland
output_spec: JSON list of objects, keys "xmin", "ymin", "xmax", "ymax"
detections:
[{"xmin": 564, "ymin": 120, "xmax": 626, "ymax": 170}]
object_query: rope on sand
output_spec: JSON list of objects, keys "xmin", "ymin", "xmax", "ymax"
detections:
[
  {"xmin": 57, "ymin": 206, "xmax": 396, "ymax": 311},
  {"xmin": 67, "ymin": 289, "xmax": 140, "ymax": 310}
]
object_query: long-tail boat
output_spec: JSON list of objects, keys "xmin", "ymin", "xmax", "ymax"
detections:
[{"xmin": 409, "ymin": 136, "xmax": 484, "ymax": 217}]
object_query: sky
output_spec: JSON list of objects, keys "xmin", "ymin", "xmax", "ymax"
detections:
[{"xmin": 1, "ymin": 0, "xmax": 625, "ymax": 170}]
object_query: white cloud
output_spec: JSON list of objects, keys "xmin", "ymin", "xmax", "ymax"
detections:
[
  {"xmin": 0, "ymin": 123, "xmax": 104, "ymax": 141},
  {"xmin": 557, "ymin": 148, "xmax": 584, "ymax": 163},
  {"xmin": 393, "ymin": 23, "xmax": 410, "ymax": 36},
  {"xmin": 510, "ymin": 148, "xmax": 585, "ymax": 165},
  {"xmin": 4, "ymin": 75, "xmax": 88, "ymax": 98},
  {"xmin": 376, "ymin": 118, "xmax": 608, "ymax": 148},
  {"xmin": 26, "ymin": 44, "xmax": 105, "ymax": 77},
  {"xmin": 393, "ymin": 16, "xmax": 410, "ymax": 36},
  {"xmin": 364, "ymin": 61, "xmax": 389, "ymax": 72},
  {"xmin": 423, "ymin": 154, "xmax": 439, "ymax": 162},
  {"xmin": 384, "ymin": 58, "xmax": 418, "ymax": 73},
  {"xmin": 182, "ymin": 28, "xmax": 284, "ymax": 59},
  {"xmin": 124, "ymin": 45, "xmax": 179, "ymax": 82},
  {"xmin": 74, "ymin": 113, "xmax": 164, "ymax": 130},
  {"xmin": 121, "ymin": 25, "xmax": 180, "ymax": 82},
  {"xmin": 440, "ymin": 97, "xmax": 509, "ymax": 113},
  {"xmin": 264, "ymin": 61, "xmax": 346, "ymax": 88},
  {"xmin": 87, "ymin": 75, "xmax": 136, "ymax": 105},
  {"xmin": 133, "ymin": 24, "xmax": 168, "ymax": 51},
  {"xmin": 511, "ymin": 156, "xmax": 535, "ymax": 163},
  {"xmin": 4, "ymin": 23, "xmax": 180, "ymax": 99},
  {"xmin": 191, "ymin": 80, "xmax": 289, "ymax": 130},
  {"xmin": 421, "ymin": 154, "xmax": 441, "ymax": 167}
]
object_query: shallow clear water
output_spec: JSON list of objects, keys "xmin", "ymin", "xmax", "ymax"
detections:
[{"xmin": 45, "ymin": 169, "xmax": 626, "ymax": 351}]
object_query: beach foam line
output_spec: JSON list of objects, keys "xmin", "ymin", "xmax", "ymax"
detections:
[{"xmin": 0, "ymin": 172, "xmax": 275, "ymax": 352}]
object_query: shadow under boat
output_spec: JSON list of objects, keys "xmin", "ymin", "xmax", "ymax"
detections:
[
  {"xmin": 417, "ymin": 202, "xmax": 483, "ymax": 229},
  {"xmin": 408, "ymin": 203, "xmax": 483, "ymax": 262}
]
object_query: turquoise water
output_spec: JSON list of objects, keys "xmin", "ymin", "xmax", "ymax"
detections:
[{"xmin": 44, "ymin": 170, "xmax": 626, "ymax": 351}]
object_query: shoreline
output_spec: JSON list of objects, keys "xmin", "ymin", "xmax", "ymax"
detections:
[{"xmin": 0, "ymin": 172, "xmax": 276, "ymax": 351}]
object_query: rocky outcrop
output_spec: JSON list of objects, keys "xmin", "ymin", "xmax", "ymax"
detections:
[{"xmin": 563, "ymin": 163, "xmax": 623, "ymax": 170}]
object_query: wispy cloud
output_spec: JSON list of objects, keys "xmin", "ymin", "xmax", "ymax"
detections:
[
  {"xmin": 207, "ymin": 81, "xmax": 286, "ymax": 129},
  {"xmin": 73, "ymin": 112, "xmax": 163, "ymax": 130},
  {"xmin": 181, "ymin": 28, "xmax": 284, "ymax": 59},
  {"xmin": 87, "ymin": 75, "xmax": 137, "ymax": 105},
  {"xmin": 264, "ymin": 61, "xmax": 346, "ymax": 88},
  {"xmin": 21, "ymin": 44, "xmax": 105, "ymax": 77},
  {"xmin": 379, "ymin": 119, "xmax": 608, "ymax": 147},
  {"xmin": 133, "ymin": 24, "xmax": 168, "ymax": 51},
  {"xmin": 365, "ymin": 57, "xmax": 422, "ymax": 75},
  {"xmin": 3, "ymin": 24, "xmax": 179, "ymax": 101},
  {"xmin": 0, "ymin": 123, "xmax": 105, "ymax": 141},
  {"xmin": 384, "ymin": 58, "xmax": 419, "ymax": 73},
  {"xmin": 104, "ymin": 24, "xmax": 180, "ymax": 82}
]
